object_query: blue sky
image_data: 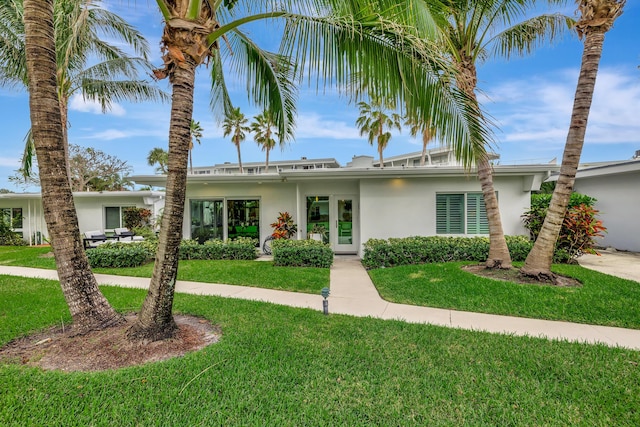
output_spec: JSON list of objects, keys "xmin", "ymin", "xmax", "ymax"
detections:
[{"xmin": 1, "ymin": 1, "xmax": 638, "ymax": 192}]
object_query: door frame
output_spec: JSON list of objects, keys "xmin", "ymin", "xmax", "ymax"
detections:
[{"xmin": 304, "ymin": 194, "xmax": 358, "ymax": 254}]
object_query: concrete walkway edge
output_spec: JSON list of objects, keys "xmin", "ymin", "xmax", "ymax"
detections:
[{"xmin": 1, "ymin": 258, "xmax": 639, "ymax": 351}]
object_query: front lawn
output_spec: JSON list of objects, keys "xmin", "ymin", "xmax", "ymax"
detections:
[
  {"xmin": 369, "ymin": 262, "xmax": 640, "ymax": 329},
  {"xmin": 0, "ymin": 246, "xmax": 328, "ymax": 294},
  {"xmin": 1, "ymin": 276, "xmax": 639, "ymax": 426}
]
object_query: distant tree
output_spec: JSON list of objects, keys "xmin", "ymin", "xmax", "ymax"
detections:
[
  {"xmin": 222, "ymin": 107, "xmax": 250, "ymax": 173},
  {"xmin": 356, "ymin": 99, "xmax": 402, "ymax": 168},
  {"xmin": 405, "ymin": 117, "xmax": 437, "ymax": 166},
  {"xmin": 0, "ymin": 189, "xmax": 14, "ymax": 194},
  {"xmin": 68, "ymin": 145, "xmax": 132, "ymax": 192},
  {"xmin": 147, "ymin": 147, "xmax": 169, "ymax": 174},
  {"xmin": 251, "ymin": 110, "xmax": 280, "ymax": 172},
  {"xmin": 189, "ymin": 120, "xmax": 203, "ymax": 174}
]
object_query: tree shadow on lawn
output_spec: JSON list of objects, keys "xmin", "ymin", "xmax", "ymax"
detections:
[{"xmin": 462, "ymin": 264, "xmax": 582, "ymax": 287}]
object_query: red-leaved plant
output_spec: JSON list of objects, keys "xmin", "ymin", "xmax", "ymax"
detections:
[{"xmin": 270, "ymin": 212, "xmax": 297, "ymax": 239}]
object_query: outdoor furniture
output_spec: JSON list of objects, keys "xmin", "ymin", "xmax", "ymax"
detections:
[
  {"xmin": 83, "ymin": 230, "xmax": 118, "ymax": 249},
  {"xmin": 114, "ymin": 228, "xmax": 145, "ymax": 242}
]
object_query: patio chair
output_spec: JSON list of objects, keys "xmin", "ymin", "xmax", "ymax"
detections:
[
  {"xmin": 114, "ymin": 228, "xmax": 145, "ymax": 242},
  {"xmin": 83, "ymin": 230, "xmax": 117, "ymax": 249}
]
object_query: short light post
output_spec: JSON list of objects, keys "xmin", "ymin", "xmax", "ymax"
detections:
[{"xmin": 321, "ymin": 287, "xmax": 330, "ymax": 315}]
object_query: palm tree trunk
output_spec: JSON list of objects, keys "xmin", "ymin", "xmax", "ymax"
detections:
[
  {"xmin": 457, "ymin": 57, "xmax": 512, "ymax": 269},
  {"xmin": 23, "ymin": 0, "xmax": 122, "ymax": 332},
  {"xmin": 128, "ymin": 58, "xmax": 197, "ymax": 341},
  {"xmin": 522, "ymin": 29, "xmax": 606, "ymax": 279},
  {"xmin": 236, "ymin": 139, "xmax": 243, "ymax": 173},
  {"xmin": 265, "ymin": 147, "xmax": 270, "ymax": 172}
]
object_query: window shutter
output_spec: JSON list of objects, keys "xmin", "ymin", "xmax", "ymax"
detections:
[
  {"xmin": 436, "ymin": 194, "xmax": 464, "ymax": 234},
  {"xmin": 467, "ymin": 193, "xmax": 489, "ymax": 234}
]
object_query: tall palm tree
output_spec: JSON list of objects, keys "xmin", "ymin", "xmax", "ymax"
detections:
[
  {"xmin": 129, "ymin": 0, "xmax": 492, "ymax": 341},
  {"xmin": 355, "ymin": 98, "xmax": 402, "ymax": 169},
  {"xmin": 22, "ymin": 0, "xmax": 123, "ymax": 332},
  {"xmin": 189, "ymin": 120, "xmax": 203, "ymax": 174},
  {"xmin": 522, "ymin": 0, "xmax": 625, "ymax": 280},
  {"xmin": 428, "ymin": 0, "xmax": 573, "ymax": 269},
  {"xmin": 0, "ymin": 0, "xmax": 166, "ymax": 178},
  {"xmin": 406, "ymin": 118, "xmax": 437, "ymax": 166},
  {"xmin": 147, "ymin": 147, "xmax": 169, "ymax": 174},
  {"xmin": 251, "ymin": 110, "xmax": 280, "ymax": 173},
  {"xmin": 222, "ymin": 107, "xmax": 250, "ymax": 173}
]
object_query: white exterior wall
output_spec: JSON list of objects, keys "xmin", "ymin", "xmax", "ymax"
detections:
[
  {"xmin": 359, "ymin": 175, "xmax": 531, "ymax": 255},
  {"xmin": 185, "ymin": 182, "xmax": 297, "ymax": 242},
  {"xmin": 74, "ymin": 195, "xmax": 164, "ymax": 233},
  {"xmin": 574, "ymin": 172, "xmax": 640, "ymax": 252}
]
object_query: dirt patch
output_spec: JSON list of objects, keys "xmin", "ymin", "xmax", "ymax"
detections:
[
  {"xmin": 0, "ymin": 314, "xmax": 221, "ymax": 372},
  {"xmin": 462, "ymin": 264, "xmax": 582, "ymax": 287}
]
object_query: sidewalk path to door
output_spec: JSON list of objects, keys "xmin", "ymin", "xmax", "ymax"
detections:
[{"xmin": 1, "ymin": 256, "xmax": 639, "ymax": 351}]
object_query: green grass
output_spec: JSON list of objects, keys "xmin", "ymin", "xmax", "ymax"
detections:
[
  {"xmin": 369, "ymin": 262, "xmax": 640, "ymax": 329},
  {"xmin": 0, "ymin": 246, "xmax": 328, "ymax": 294},
  {"xmin": 1, "ymin": 276, "xmax": 639, "ymax": 426}
]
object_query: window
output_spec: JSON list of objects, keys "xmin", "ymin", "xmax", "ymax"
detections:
[
  {"xmin": 436, "ymin": 193, "xmax": 489, "ymax": 234},
  {"xmin": 1, "ymin": 208, "xmax": 23, "ymax": 229},
  {"xmin": 190, "ymin": 200, "xmax": 224, "ymax": 243},
  {"xmin": 105, "ymin": 206, "xmax": 133, "ymax": 229},
  {"xmin": 227, "ymin": 200, "xmax": 259, "ymax": 240}
]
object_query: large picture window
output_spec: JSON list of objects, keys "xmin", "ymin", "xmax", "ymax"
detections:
[
  {"xmin": 190, "ymin": 200, "xmax": 224, "ymax": 243},
  {"xmin": 105, "ymin": 206, "xmax": 134, "ymax": 230},
  {"xmin": 436, "ymin": 193, "xmax": 489, "ymax": 235},
  {"xmin": 1, "ymin": 208, "xmax": 23, "ymax": 229}
]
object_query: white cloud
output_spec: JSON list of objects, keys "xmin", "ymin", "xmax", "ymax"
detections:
[
  {"xmin": 0, "ymin": 157, "xmax": 20, "ymax": 167},
  {"xmin": 485, "ymin": 67, "xmax": 640, "ymax": 148},
  {"xmin": 69, "ymin": 94, "xmax": 126, "ymax": 116},
  {"xmin": 295, "ymin": 113, "xmax": 360, "ymax": 139}
]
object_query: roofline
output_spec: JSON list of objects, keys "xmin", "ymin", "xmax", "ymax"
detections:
[
  {"xmin": 547, "ymin": 159, "xmax": 640, "ymax": 181},
  {"xmin": 0, "ymin": 190, "xmax": 165, "ymax": 199}
]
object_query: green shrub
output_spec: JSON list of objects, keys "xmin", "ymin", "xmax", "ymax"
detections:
[
  {"xmin": 522, "ymin": 193, "xmax": 605, "ymax": 263},
  {"xmin": 123, "ymin": 207, "xmax": 153, "ymax": 229},
  {"xmin": 179, "ymin": 238, "xmax": 258, "ymax": 261},
  {"xmin": 272, "ymin": 239, "xmax": 333, "ymax": 268},
  {"xmin": 362, "ymin": 236, "xmax": 533, "ymax": 269},
  {"xmin": 86, "ymin": 242, "xmax": 154, "ymax": 268},
  {"xmin": 0, "ymin": 217, "xmax": 26, "ymax": 246}
]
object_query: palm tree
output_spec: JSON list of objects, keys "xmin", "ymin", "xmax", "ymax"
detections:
[
  {"xmin": 189, "ymin": 120, "xmax": 203, "ymax": 174},
  {"xmin": 251, "ymin": 110, "xmax": 280, "ymax": 173},
  {"xmin": 22, "ymin": 0, "xmax": 123, "ymax": 331},
  {"xmin": 406, "ymin": 118, "xmax": 437, "ymax": 166},
  {"xmin": 0, "ymin": 0, "xmax": 166, "ymax": 178},
  {"xmin": 147, "ymin": 147, "xmax": 169, "ymax": 174},
  {"xmin": 128, "ymin": 0, "xmax": 492, "ymax": 341},
  {"xmin": 522, "ymin": 0, "xmax": 625, "ymax": 280},
  {"xmin": 222, "ymin": 107, "xmax": 250, "ymax": 173},
  {"xmin": 426, "ymin": 0, "xmax": 573, "ymax": 269},
  {"xmin": 355, "ymin": 99, "xmax": 402, "ymax": 169}
]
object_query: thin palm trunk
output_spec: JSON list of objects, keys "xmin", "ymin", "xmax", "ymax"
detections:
[
  {"xmin": 265, "ymin": 147, "xmax": 270, "ymax": 172},
  {"xmin": 23, "ymin": 0, "xmax": 122, "ymax": 332},
  {"xmin": 458, "ymin": 59, "xmax": 512, "ymax": 269},
  {"xmin": 128, "ymin": 59, "xmax": 196, "ymax": 341},
  {"xmin": 522, "ymin": 29, "xmax": 607, "ymax": 279},
  {"xmin": 236, "ymin": 138, "xmax": 243, "ymax": 173},
  {"xmin": 421, "ymin": 128, "xmax": 433, "ymax": 166}
]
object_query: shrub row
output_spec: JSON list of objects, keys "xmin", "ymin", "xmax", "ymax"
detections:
[
  {"xmin": 179, "ymin": 238, "xmax": 258, "ymax": 261},
  {"xmin": 272, "ymin": 239, "xmax": 333, "ymax": 268},
  {"xmin": 86, "ymin": 242, "xmax": 155, "ymax": 268},
  {"xmin": 362, "ymin": 235, "xmax": 533, "ymax": 269}
]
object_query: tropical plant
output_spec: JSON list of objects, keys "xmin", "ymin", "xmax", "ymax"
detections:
[
  {"xmin": 522, "ymin": 0, "xmax": 625, "ymax": 280},
  {"xmin": 355, "ymin": 98, "xmax": 402, "ymax": 168},
  {"xmin": 21, "ymin": 0, "xmax": 123, "ymax": 331},
  {"xmin": 426, "ymin": 0, "xmax": 573, "ymax": 269},
  {"xmin": 222, "ymin": 106, "xmax": 250, "ymax": 173},
  {"xmin": 406, "ymin": 117, "xmax": 437, "ymax": 166},
  {"xmin": 130, "ymin": 0, "xmax": 495, "ymax": 341},
  {"xmin": 0, "ymin": 0, "xmax": 166, "ymax": 179},
  {"xmin": 147, "ymin": 147, "xmax": 169, "ymax": 174},
  {"xmin": 251, "ymin": 110, "xmax": 280, "ymax": 172},
  {"xmin": 271, "ymin": 212, "xmax": 298, "ymax": 239},
  {"xmin": 189, "ymin": 119, "xmax": 203, "ymax": 174}
]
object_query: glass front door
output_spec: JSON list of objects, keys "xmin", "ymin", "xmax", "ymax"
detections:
[
  {"xmin": 306, "ymin": 195, "xmax": 357, "ymax": 253},
  {"xmin": 306, "ymin": 196, "xmax": 330, "ymax": 244},
  {"xmin": 335, "ymin": 197, "xmax": 356, "ymax": 253}
]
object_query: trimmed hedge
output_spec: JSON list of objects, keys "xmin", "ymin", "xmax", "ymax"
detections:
[
  {"xmin": 179, "ymin": 238, "xmax": 258, "ymax": 261},
  {"xmin": 362, "ymin": 236, "xmax": 533, "ymax": 269},
  {"xmin": 86, "ymin": 242, "xmax": 155, "ymax": 268},
  {"xmin": 272, "ymin": 239, "xmax": 333, "ymax": 268}
]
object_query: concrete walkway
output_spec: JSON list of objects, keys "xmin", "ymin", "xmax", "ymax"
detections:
[{"xmin": 1, "ymin": 256, "xmax": 639, "ymax": 351}]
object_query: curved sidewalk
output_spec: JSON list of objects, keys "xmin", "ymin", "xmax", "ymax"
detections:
[{"xmin": 1, "ymin": 260, "xmax": 639, "ymax": 351}]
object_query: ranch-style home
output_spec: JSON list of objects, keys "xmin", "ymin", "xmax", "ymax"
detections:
[
  {"xmin": 132, "ymin": 148, "xmax": 557, "ymax": 256},
  {"xmin": 0, "ymin": 191, "xmax": 165, "ymax": 245},
  {"xmin": 548, "ymin": 152, "xmax": 640, "ymax": 252}
]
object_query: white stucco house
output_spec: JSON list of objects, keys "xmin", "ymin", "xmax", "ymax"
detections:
[
  {"xmin": 552, "ymin": 153, "xmax": 640, "ymax": 252},
  {"xmin": 132, "ymin": 150, "xmax": 556, "ymax": 256},
  {"xmin": 0, "ymin": 191, "xmax": 165, "ymax": 245}
]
